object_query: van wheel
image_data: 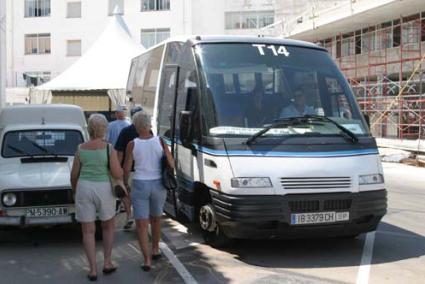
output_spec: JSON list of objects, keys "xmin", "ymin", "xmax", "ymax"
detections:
[{"xmin": 199, "ymin": 204, "xmax": 231, "ymax": 248}]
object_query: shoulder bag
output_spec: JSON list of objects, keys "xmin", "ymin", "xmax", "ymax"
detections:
[{"xmin": 159, "ymin": 137, "xmax": 177, "ymax": 190}]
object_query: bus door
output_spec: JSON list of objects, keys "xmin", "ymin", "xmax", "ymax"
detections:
[{"xmin": 158, "ymin": 64, "xmax": 180, "ymax": 217}]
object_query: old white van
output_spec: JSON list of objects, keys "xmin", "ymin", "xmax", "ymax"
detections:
[{"xmin": 0, "ymin": 105, "xmax": 88, "ymax": 227}]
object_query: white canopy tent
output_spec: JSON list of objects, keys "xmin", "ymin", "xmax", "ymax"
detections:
[{"xmin": 30, "ymin": 7, "xmax": 144, "ymax": 107}]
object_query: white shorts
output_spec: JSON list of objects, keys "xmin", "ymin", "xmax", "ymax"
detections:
[{"xmin": 75, "ymin": 180, "xmax": 115, "ymax": 222}]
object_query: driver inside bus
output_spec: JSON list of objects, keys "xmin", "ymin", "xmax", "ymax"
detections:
[{"xmin": 279, "ymin": 88, "xmax": 316, "ymax": 118}]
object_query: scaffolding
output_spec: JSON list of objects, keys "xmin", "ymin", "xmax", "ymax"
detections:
[{"xmin": 329, "ymin": 14, "xmax": 425, "ymax": 140}]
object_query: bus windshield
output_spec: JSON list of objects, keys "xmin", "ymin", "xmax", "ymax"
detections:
[{"xmin": 196, "ymin": 43, "xmax": 369, "ymax": 138}]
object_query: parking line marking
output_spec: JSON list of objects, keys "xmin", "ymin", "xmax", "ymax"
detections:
[
  {"xmin": 356, "ymin": 232, "xmax": 376, "ymax": 284},
  {"xmin": 128, "ymin": 243, "xmax": 141, "ymax": 254},
  {"xmin": 160, "ymin": 241, "xmax": 198, "ymax": 284},
  {"xmin": 127, "ymin": 242, "xmax": 198, "ymax": 284}
]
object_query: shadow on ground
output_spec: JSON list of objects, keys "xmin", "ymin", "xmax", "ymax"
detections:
[
  {"xmin": 217, "ymin": 222, "xmax": 425, "ymax": 269},
  {"xmin": 0, "ymin": 215, "xmax": 231, "ymax": 284}
]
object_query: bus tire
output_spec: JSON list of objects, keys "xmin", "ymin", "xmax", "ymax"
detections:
[{"xmin": 199, "ymin": 203, "xmax": 232, "ymax": 248}]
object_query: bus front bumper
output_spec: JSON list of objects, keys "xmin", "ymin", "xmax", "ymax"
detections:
[{"xmin": 210, "ymin": 189, "xmax": 387, "ymax": 239}]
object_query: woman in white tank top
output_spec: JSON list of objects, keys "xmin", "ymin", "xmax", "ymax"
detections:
[{"xmin": 123, "ymin": 111, "xmax": 174, "ymax": 271}]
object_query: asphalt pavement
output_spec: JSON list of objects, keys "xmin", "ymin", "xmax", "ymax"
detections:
[{"xmin": 0, "ymin": 162, "xmax": 424, "ymax": 284}]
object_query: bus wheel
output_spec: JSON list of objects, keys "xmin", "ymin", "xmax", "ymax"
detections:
[{"xmin": 199, "ymin": 204, "xmax": 231, "ymax": 248}]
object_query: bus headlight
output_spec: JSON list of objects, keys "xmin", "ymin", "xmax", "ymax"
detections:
[
  {"xmin": 231, "ymin": 177, "xmax": 272, "ymax": 188},
  {"xmin": 359, "ymin": 174, "xmax": 384, "ymax": 185},
  {"xmin": 2, "ymin": 193, "xmax": 17, "ymax": 206}
]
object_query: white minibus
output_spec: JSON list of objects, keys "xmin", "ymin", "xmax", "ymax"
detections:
[{"xmin": 126, "ymin": 36, "xmax": 387, "ymax": 246}]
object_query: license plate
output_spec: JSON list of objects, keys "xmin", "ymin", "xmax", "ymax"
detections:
[
  {"xmin": 291, "ymin": 211, "xmax": 349, "ymax": 225},
  {"xmin": 25, "ymin": 207, "xmax": 69, "ymax": 218}
]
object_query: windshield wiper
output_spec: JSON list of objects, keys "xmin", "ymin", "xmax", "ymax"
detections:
[
  {"xmin": 27, "ymin": 140, "xmax": 59, "ymax": 157},
  {"xmin": 301, "ymin": 115, "xmax": 358, "ymax": 143},
  {"xmin": 245, "ymin": 119, "xmax": 294, "ymax": 145},
  {"xmin": 7, "ymin": 144, "xmax": 33, "ymax": 156},
  {"xmin": 245, "ymin": 115, "xmax": 358, "ymax": 145},
  {"xmin": 29, "ymin": 140, "xmax": 50, "ymax": 154}
]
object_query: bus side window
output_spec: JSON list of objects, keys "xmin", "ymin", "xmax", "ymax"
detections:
[
  {"xmin": 157, "ymin": 42, "xmax": 185, "ymax": 139},
  {"xmin": 158, "ymin": 68, "xmax": 178, "ymax": 138},
  {"xmin": 143, "ymin": 46, "xmax": 164, "ymax": 116},
  {"xmin": 176, "ymin": 49, "xmax": 200, "ymax": 141},
  {"xmin": 129, "ymin": 54, "xmax": 149, "ymax": 107}
]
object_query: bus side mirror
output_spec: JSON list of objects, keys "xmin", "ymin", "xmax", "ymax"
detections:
[
  {"xmin": 363, "ymin": 113, "xmax": 370, "ymax": 128},
  {"xmin": 180, "ymin": 111, "xmax": 193, "ymax": 148}
]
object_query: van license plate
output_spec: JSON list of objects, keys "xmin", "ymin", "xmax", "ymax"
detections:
[
  {"xmin": 291, "ymin": 211, "xmax": 349, "ymax": 225},
  {"xmin": 25, "ymin": 207, "xmax": 69, "ymax": 217}
]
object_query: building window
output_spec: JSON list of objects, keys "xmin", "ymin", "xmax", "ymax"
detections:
[
  {"xmin": 341, "ymin": 33, "xmax": 354, "ymax": 56},
  {"xmin": 23, "ymin": 71, "xmax": 51, "ymax": 87},
  {"xmin": 109, "ymin": 0, "xmax": 124, "ymax": 15},
  {"xmin": 402, "ymin": 21, "xmax": 420, "ymax": 45},
  {"xmin": 67, "ymin": 40, "xmax": 82, "ymax": 56},
  {"xmin": 25, "ymin": 34, "xmax": 51, "ymax": 55},
  {"xmin": 141, "ymin": 28, "xmax": 170, "ymax": 48},
  {"xmin": 361, "ymin": 28, "xmax": 377, "ymax": 53},
  {"xmin": 67, "ymin": 2, "xmax": 81, "ymax": 18},
  {"xmin": 378, "ymin": 27, "xmax": 393, "ymax": 49},
  {"xmin": 225, "ymin": 11, "xmax": 274, "ymax": 30},
  {"xmin": 324, "ymin": 38, "xmax": 334, "ymax": 56},
  {"xmin": 25, "ymin": 0, "xmax": 51, "ymax": 17},
  {"xmin": 141, "ymin": 0, "xmax": 170, "ymax": 12}
]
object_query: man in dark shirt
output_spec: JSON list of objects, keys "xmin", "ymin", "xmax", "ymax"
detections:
[
  {"xmin": 115, "ymin": 123, "xmax": 138, "ymax": 165},
  {"xmin": 114, "ymin": 106, "xmax": 142, "ymax": 230}
]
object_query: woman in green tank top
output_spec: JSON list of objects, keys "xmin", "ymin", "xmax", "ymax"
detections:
[{"xmin": 70, "ymin": 114, "xmax": 123, "ymax": 281}]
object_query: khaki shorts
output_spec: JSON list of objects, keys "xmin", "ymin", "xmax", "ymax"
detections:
[{"xmin": 75, "ymin": 180, "xmax": 115, "ymax": 222}]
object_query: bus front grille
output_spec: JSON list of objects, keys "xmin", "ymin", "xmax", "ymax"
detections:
[{"xmin": 280, "ymin": 177, "xmax": 351, "ymax": 190}]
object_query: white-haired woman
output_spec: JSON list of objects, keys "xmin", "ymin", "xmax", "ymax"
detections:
[
  {"xmin": 123, "ymin": 111, "xmax": 174, "ymax": 271},
  {"xmin": 70, "ymin": 113, "xmax": 123, "ymax": 281}
]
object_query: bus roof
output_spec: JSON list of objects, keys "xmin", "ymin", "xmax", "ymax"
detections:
[
  {"xmin": 189, "ymin": 35, "xmax": 325, "ymax": 51},
  {"xmin": 134, "ymin": 35, "xmax": 326, "ymax": 58}
]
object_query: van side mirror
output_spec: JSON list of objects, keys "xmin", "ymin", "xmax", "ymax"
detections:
[
  {"xmin": 363, "ymin": 113, "xmax": 370, "ymax": 128},
  {"xmin": 180, "ymin": 111, "xmax": 193, "ymax": 148}
]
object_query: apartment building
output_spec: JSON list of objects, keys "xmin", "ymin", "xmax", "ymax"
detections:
[{"xmin": 5, "ymin": 0, "xmax": 280, "ymax": 89}]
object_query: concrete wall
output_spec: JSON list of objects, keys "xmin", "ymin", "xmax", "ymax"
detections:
[{"xmin": 0, "ymin": 0, "xmax": 6, "ymax": 108}]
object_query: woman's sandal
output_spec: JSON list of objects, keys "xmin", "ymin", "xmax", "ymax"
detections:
[
  {"xmin": 102, "ymin": 266, "xmax": 117, "ymax": 275},
  {"xmin": 141, "ymin": 265, "xmax": 151, "ymax": 272},
  {"xmin": 87, "ymin": 274, "xmax": 97, "ymax": 282},
  {"xmin": 123, "ymin": 220, "xmax": 134, "ymax": 231},
  {"xmin": 152, "ymin": 253, "xmax": 162, "ymax": 261}
]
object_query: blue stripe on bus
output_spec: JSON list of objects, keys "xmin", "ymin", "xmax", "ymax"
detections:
[
  {"xmin": 161, "ymin": 138, "xmax": 378, "ymax": 157},
  {"xmin": 199, "ymin": 148, "xmax": 378, "ymax": 157}
]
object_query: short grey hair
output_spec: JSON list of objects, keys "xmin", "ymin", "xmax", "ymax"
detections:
[
  {"xmin": 133, "ymin": 110, "xmax": 151, "ymax": 131},
  {"xmin": 87, "ymin": 113, "xmax": 108, "ymax": 139}
]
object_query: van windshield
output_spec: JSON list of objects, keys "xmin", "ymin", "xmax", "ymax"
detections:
[
  {"xmin": 2, "ymin": 130, "xmax": 83, "ymax": 158},
  {"xmin": 196, "ymin": 43, "xmax": 369, "ymax": 138}
]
